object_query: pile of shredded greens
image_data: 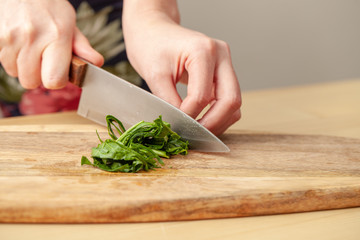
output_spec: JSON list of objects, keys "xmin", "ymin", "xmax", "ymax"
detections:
[{"xmin": 81, "ymin": 115, "xmax": 189, "ymax": 173}]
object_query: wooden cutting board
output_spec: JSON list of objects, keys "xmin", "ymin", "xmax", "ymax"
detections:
[{"xmin": 0, "ymin": 125, "xmax": 359, "ymax": 223}]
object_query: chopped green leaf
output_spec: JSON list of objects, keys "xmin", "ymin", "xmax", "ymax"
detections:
[
  {"xmin": 81, "ymin": 115, "xmax": 188, "ymax": 173},
  {"xmin": 81, "ymin": 156, "xmax": 93, "ymax": 166}
]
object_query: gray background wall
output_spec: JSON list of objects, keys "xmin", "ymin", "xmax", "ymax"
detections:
[{"xmin": 177, "ymin": 0, "xmax": 360, "ymax": 91}]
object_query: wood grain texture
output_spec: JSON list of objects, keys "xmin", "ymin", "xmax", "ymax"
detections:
[{"xmin": 0, "ymin": 127, "xmax": 359, "ymax": 223}]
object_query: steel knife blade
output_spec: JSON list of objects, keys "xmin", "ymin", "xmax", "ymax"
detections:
[{"xmin": 69, "ymin": 56, "xmax": 229, "ymax": 152}]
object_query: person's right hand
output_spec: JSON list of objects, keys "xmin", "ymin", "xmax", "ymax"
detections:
[{"xmin": 0, "ymin": 0, "xmax": 103, "ymax": 89}]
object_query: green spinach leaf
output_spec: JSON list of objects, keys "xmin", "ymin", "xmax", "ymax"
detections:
[{"xmin": 81, "ymin": 115, "xmax": 188, "ymax": 173}]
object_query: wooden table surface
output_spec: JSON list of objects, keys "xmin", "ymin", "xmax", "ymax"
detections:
[{"xmin": 1, "ymin": 79, "xmax": 360, "ymax": 239}]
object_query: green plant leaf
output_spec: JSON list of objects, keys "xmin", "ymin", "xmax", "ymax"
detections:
[{"xmin": 81, "ymin": 115, "xmax": 188, "ymax": 173}]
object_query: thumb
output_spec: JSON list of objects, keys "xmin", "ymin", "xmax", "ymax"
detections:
[{"xmin": 72, "ymin": 27, "xmax": 104, "ymax": 67}]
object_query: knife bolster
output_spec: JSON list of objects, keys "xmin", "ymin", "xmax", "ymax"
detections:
[{"xmin": 69, "ymin": 56, "xmax": 88, "ymax": 87}]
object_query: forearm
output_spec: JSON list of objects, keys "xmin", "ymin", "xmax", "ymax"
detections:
[
  {"xmin": 122, "ymin": 0, "xmax": 183, "ymax": 79},
  {"xmin": 123, "ymin": 0, "xmax": 180, "ymax": 27}
]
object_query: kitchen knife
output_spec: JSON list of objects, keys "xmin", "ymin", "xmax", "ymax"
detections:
[{"xmin": 69, "ymin": 56, "xmax": 229, "ymax": 152}]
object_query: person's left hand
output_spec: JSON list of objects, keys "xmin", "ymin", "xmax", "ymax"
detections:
[{"xmin": 123, "ymin": 4, "xmax": 241, "ymax": 136}]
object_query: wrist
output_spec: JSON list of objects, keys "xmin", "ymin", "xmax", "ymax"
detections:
[{"xmin": 123, "ymin": 0, "xmax": 180, "ymax": 25}]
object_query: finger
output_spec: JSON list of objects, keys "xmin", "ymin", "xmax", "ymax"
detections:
[
  {"xmin": 198, "ymin": 42, "xmax": 242, "ymax": 134},
  {"xmin": 41, "ymin": 35, "xmax": 73, "ymax": 89},
  {"xmin": 0, "ymin": 32, "xmax": 20, "ymax": 77},
  {"xmin": 17, "ymin": 42, "xmax": 42, "ymax": 89},
  {"xmin": 179, "ymin": 51, "xmax": 216, "ymax": 119},
  {"xmin": 146, "ymin": 71, "xmax": 182, "ymax": 108},
  {"xmin": 204, "ymin": 109, "xmax": 241, "ymax": 136},
  {"xmin": 73, "ymin": 27, "xmax": 104, "ymax": 67},
  {"xmin": 0, "ymin": 48, "xmax": 19, "ymax": 77}
]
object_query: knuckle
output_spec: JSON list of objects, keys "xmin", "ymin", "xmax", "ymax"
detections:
[
  {"xmin": 145, "ymin": 69, "xmax": 160, "ymax": 84},
  {"xmin": 193, "ymin": 35, "xmax": 217, "ymax": 56},
  {"xmin": 217, "ymin": 39, "xmax": 230, "ymax": 49},
  {"xmin": 189, "ymin": 93, "xmax": 212, "ymax": 108},
  {"xmin": 23, "ymin": 22, "xmax": 37, "ymax": 43},
  {"xmin": 225, "ymin": 95, "xmax": 242, "ymax": 112},
  {"xmin": 233, "ymin": 110, "xmax": 241, "ymax": 122},
  {"xmin": 145, "ymin": 65, "xmax": 169, "ymax": 83},
  {"xmin": 202, "ymin": 37, "xmax": 217, "ymax": 52},
  {"xmin": 50, "ymin": 22, "xmax": 67, "ymax": 39},
  {"xmin": 43, "ymin": 75, "xmax": 67, "ymax": 89},
  {"xmin": 1, "ymin": 28, "xmax": 17, "ymax": 46},
  {"xmin": 216, "ymin": 40, "xmax": 231, "ymax": 55},
  {"xmin": 49, "ymin": 15, "xmax": 76, "ymax": 40},
  {"xmin": 2, "ymin": 31, "xmax": 13, "ymax": 45}
]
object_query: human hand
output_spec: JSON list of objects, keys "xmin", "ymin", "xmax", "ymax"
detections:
[
  {"xmin": 123, "ymin": 1, "xmax": 242, "ymax": 136},
  {"xmin": 0, "ymin": 0, "xmax": 103, "ymax": 89}
]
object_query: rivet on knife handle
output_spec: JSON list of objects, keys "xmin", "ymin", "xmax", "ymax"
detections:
[{"xmin": 69, "ymin": 56, "xmax": 88, "ymax": 87}]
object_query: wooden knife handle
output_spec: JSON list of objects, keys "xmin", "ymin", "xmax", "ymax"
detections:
[{"xmin": 69, "ymin": 56, "xmax": 88, "ymax": 87}]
